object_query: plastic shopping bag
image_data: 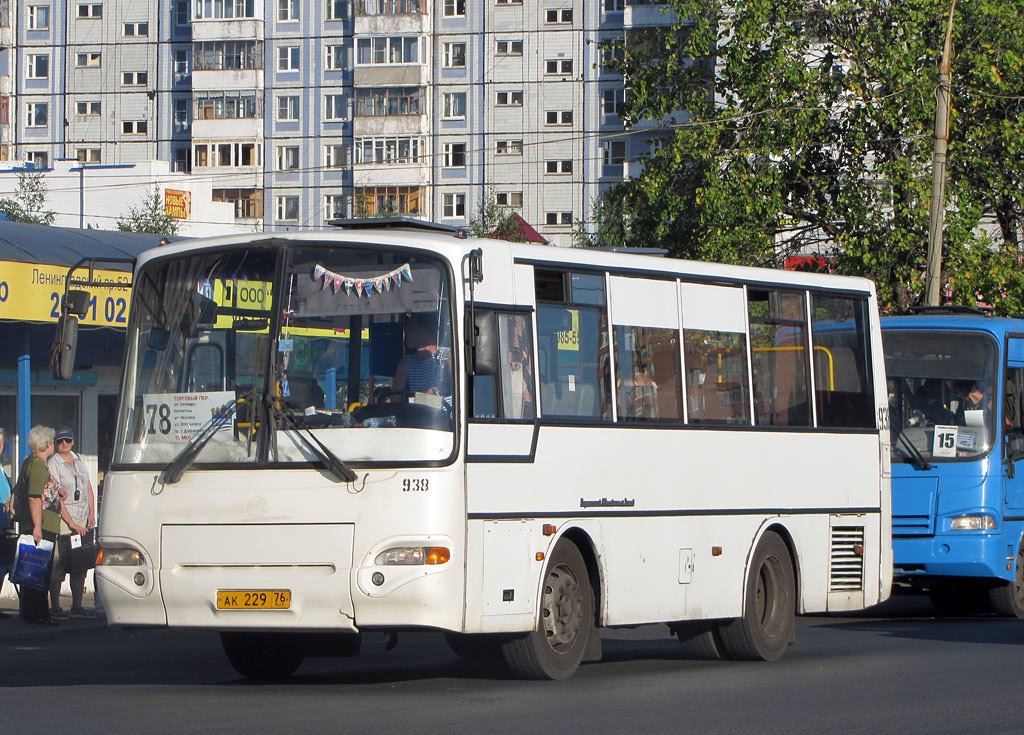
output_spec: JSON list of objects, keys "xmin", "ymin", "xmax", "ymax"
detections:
[{"xmin": 10, "ymin": 534, "xmax": 54, "ymax": 591}]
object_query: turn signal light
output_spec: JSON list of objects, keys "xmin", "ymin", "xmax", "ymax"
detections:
[{"xmin": 375, "ymin": 546, "xmax": 451, "ymax": 565}]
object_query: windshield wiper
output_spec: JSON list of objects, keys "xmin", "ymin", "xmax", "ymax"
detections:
[
  {"xmin": 273, "ymin": 407, "xmax": 357, "ymax": 483},
  {"xmin": 894, "ymin": 429, "xmax": 933, "ymax": 471},
  {"xmin": 157, "ymin": 396, "xmax": 242, "ymax": 485}
]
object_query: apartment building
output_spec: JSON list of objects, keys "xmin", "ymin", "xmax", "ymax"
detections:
[{"xmin": 1, "ymin": 0, "xmax": 671, "ymax": 245}]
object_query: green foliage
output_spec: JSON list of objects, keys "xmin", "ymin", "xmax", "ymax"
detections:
[
  {"xmin": 116, "ymin": 187, "xmax": 179, "ymax": 235},
  {"xmin": 0, "ymin": 169, "xmax": 56, "ymax": 225},
  {"xmin": 467, "ymin": 188, "xmax": 527, "ymax": 241},
  {"xmin": 597, "ymin": 0, "xmax": 1024, "ymax": 314}
]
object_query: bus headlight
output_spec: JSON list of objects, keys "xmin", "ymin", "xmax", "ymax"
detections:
[
  {"xmin": 950, "ymin": 514, "xmax": 997, "ymax": 531},
  {"xmin": 374, "ymin": 547, "xmax": 451, "ymax": 565},
  {"xmin": 98, "ymin": 547, "xmax": 144, "ymax": 566}
]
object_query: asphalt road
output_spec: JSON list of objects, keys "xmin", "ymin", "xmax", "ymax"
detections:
[{"xmin": 2, "ymin": 594, "xmax": 1023, "ymax": 735}]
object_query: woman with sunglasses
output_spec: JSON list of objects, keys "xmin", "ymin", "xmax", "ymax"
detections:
[{"xmin": 46, "ymin": 427, "xmax": 97, "ymax": 619}]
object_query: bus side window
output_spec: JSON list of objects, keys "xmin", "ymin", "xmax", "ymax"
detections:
[
  {"xmin": 748, "ymin": 289, "xmax": 811, "ymax": 427},
  {"xmin": 1005, "ymin": 369, "xmax": 1024, "ymax": 456},
  {"xmin": 810, "ymin": 294, "xmax": 876, "ymax": 429},
  {"xmin": 470, "ymin": 312, "xmax": 535, "ymax": 421}
]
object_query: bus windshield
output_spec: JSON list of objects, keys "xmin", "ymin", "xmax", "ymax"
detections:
[
  {"xmin": 114, "ymin": 243, "xmax": 455, "ymax": 469},
  {"xmin": 885, "ymin": 330, "xmax": 997, "ymax": 462}
]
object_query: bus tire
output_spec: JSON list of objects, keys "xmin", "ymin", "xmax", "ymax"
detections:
[
  {"xmin": 717, "ymin": 532, "xmax": 795, "ymax": 662},
  {"xmin": 989, "ymin": 543, "xmax": 1024, "ymax": 618},
  {"xmin": 220, "ymin": 632, "xmax": 305, "ymax": 679},
  {"xmin": 501, "ymin": 541, "xmax": 594, "ymax": 680},
  {"xmin": 673, "ymin": 620, "xmax": 727, "ymax": 660},
  {"xmin": 445, "ymin": 632, "xmax": 507, "ymax": 659}
]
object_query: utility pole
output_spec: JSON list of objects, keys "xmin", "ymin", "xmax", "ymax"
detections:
[{"xmin": 925, "ymin": 1, "xmax": 956, "ymax": 306}]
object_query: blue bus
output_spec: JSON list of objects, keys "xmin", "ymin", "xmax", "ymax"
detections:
[{"xmin": 883, "ymin": 310, "xmax": 1024, "ymax": 616}]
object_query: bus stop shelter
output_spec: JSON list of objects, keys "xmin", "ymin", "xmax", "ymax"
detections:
[{"xmin": 0, "ymin": 220, "xmax": 173, "ymax": 483}]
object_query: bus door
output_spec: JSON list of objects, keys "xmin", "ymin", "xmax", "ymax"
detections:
[{"xmin": 1003, "ymin": 336, "xmax": 1024, "ymax": 511}]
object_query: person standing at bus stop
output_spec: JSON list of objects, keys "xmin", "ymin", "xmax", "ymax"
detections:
[
  {"xmin": 46, "ymin": 427, "xmax": 97, "ymax": 619},
  {"xmin": 19, "ymin": 425, "xmax": 62, "ymax": 625}
]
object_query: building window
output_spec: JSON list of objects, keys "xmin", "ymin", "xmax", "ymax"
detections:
[
  {"xmin": 195, "ymin": 90, "xmax": 262, "ymax": 120},
  {"xmin": 496, "ymin": 139, "xmax": 522, "ymax": 155},
  {"xmin": 76, "ymin": 52, "xmax": 101, "ymax": 67},
  {"xmin": 603, "ymin": 88, "xmax": 625, "ymax": 115},
  {"xmin": 278, "ymin": 0, "xmax": 299, "ymax": 21},
  {"xmin": 603, "ymin": 140, "xmax": 626, "ymax": 165},
  {"xmin": 27, "ymin": 54, "xmax": 49, "ymax": 79},
  {"xmin": 353, "ymin": 87, "xmax": 421, "ymax": 116},
  {"xmin": 324, "ymin": 194, "xmax": 347, "ymax": 219},
  {"xmin": 604, "ymin": 0, "xmax": 624, "ymax": 10},
  {"xmin": 545, "ymin": 58, "xmax": 573, "ymax": 75},
  {"xmin": 277, "ymin": 145, "xmax": 300, "ymax": 170},
  {"xmin": 545, "ymin": 211, "xmax": 572, "ymax": 226},
  {"xmin": 194, "ymin": 0, "xmax": 258, "ymax": 19},
  {"xmin": 173, "ymin": 98, "xmax": 190, "ymax": 132},
  {"xmin": 122, "ymin": 71, "xmax": 148, "ymax": 86},
  {"xmin": 122, "ymin": 120, "xmax": 148, "ymax": 135},
  {"xmin": 277, "ymin": 46, "xmax": 299, "ymax": 71},
  {"xmin": 442, "ymin": 0, "xmax": 465, "ymax": 17},
  {"xmin": 496, "ymin": 91, "xmax": 523, "ymax": 107},
  {"xmin": 353, "ymin": 136, "xmax": 422, "ymax": 164},
  {"xmin": 545, "ymin": 159, "xmax": 573, "ymax": 174},
  {"xmin": 276, "ymin": 196, "xmax": 299, "ymax": 221},
  {"xmin": 26, "ymin": 102, "xmax": 48, "ymax": 127},
  {"xmin": 123, "ymin": 21, "xmax": 149, "ymax": 36},
  {"xmin": 27, "ymin": 151, "xmax": 49, "ymax": 169},
  {"xmin": 545, "ymin": 110, "xmax": 573, "ymax": 125},
  {"xmin": 76, "ymin": 148, "xmax": 101, "ymax": 164},
  {"xmin": 324, "ymin": 144, "xmax": 348, "ymax": 168},
  {"xmin": 28, "ymin": 5, "xmax": 50, "ymax": 30},
  {"xmin": 600, "ymin": 40, "xmax": 624, "ymax": 72},
  {"xmin": 173, "ymin": 146, "xmax": 191, "ymax": 173},
  {"xmin": 326, "ymin": 0, "xmax": 346, "ymax": 20},
  {"xmin": 496, "ymin": 191, "xmax": 522, "ymax": 207},
  {"xmin": 354, "ymin": 186, "xmax": 422, "ymax": 216},
  {"xmin": 442, "ymin": 193, "xmax": 465, "ymax": 218},
  {"xmin": 194, "ymin": 140, "xmax": 262, "ymax": 168},
  {"xmin": 174, "ymin": 49, "xmax": 190, "ymax": 78},
  {"xmin": 442, "ymin": 92, "xmax": 466, "ymax": 119},
  {"xmin": 277, "ymin": 95, "xmax": 299, "ymax": 121},
  {"xmin": 443, "ymin": 42, "xmax": 466, "ymax": 68},
  {"xmin": 76, "ymin": 3, "xmax": 102, "ymax": 18},
  {"xmin": 356, "ymin": 36, "xmax": 421, "ymax": 65},
  {"xmin": 324, "ymin": 94, "xmax": 345, "ymax": 120},
  {"xmin": 443, "ymin": 142, "xmax": 466, "ymax": 168},
  {"xmin": 175, "ymin": 0, "xmax": 190, "ymax": 26},
  {"xmin": 545, "ymin": 8, "xmax": 572, "ymax": 23},
  {"xmin": 325, "ymin": 44, "xmax": 345, "ymax": 70},
  {"xmin": 194, "ymin": 41, "xmax": 264, "ymax": 71},
  {"xmin": 75, "ymin": 101, "xmax": 101, "ymax": 116},
  {"xmin": 495, "ymin": 40, "xmax": 523, "ymax": 56},
  {"xmin": 496, "ymin": 0, "xmax": 522, "ymax": 4},
  {"xmin": 213, "ymin": 188, "xmax": 263, "ymax": 218}
]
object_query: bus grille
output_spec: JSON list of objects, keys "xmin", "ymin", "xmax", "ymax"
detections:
[
  {"xmin": 830, "ymin": 527, "xmax": 865, "ymax": 592},
  {"xmin": 892, "ymin": 514, "xmax": 932, "ymax": 535}
]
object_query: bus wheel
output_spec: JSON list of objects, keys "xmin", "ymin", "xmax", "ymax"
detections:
[
  {"xmin": 989, "ymin": 544, "xmax": 1024, "ymax": 618},
  {"xmin": 717, "ymin": 532, "xmax": 795, "ymax": 662},
  {"xmin": 445, "ymin": 633, "xmax": 507, "ymax": 659},
  {"xmin": 672, "ymin": 620, "xmax": 727, "ymax": 660},
  {"xmin": 220, "ymin": 632, "xmax": 305, "ymax": 679},
  {"xmin": 502, "ymin": 541, "xmax": 594, "ymax": 680}
]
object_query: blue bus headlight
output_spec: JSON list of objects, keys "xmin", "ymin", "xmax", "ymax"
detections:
[{"xmin": 950, "ymin": 514, "xmax": 997, "ymax": 531}]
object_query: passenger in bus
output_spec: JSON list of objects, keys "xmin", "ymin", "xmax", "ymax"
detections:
[
  {"xmin": 953, "ymin": 380, "xmax": 990, "ymax": 426},
  {"xmin": 392, "ymin": 313, "xmax": 452, "ymax": 408}
]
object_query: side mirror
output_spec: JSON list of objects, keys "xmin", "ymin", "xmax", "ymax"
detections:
[
  {"xmin": 468, "ymin": 309, "xmax": 497, "ymax": 376},
  {"xmin": 51, "ymin": 314, "xmax": 79, "ymax": 380},
  {"xmin": 66, "ymin": 289, "xmax": 91, "ymax": 317},
  {"xmin": 148, "ymin": 328, "xmax": 170, "ymax": 352}
]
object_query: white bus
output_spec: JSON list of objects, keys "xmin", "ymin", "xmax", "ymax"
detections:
[{"xmin": 62, "ymin": 222, "xmax": 891, "ymax": 680}]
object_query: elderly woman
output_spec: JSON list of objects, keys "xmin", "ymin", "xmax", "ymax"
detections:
[{"xmin": 18, "ymin": 425, "xmax": 63, "ymax": 625}]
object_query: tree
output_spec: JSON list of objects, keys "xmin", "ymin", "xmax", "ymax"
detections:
[
  {"xmin": 0, "ymin": 168, "xmax": 56, "ymax": 225},
  {"xmin": 116, "ymin": 186, "xmax": 179, "ymax": 235},
  {"xmin": 595, "ymin": 0, "xmax": 1024, "ymax": 313},
  {"xmin": 466, "ymin": 188, "xmax": 527, "ymax": 241}
]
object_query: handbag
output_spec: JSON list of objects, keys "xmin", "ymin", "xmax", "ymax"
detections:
[
  {"xmin": 10, "ymin": 534, "xmax": 54, "ymax": 591},
  {"xmin": 60, "ymin": 529, "xmax": 98, "ymax": 573}
]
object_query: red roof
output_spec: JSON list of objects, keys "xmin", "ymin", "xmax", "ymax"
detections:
[{"xmin": 491, "ymin": 212, "xmax": 547, "ymax": 244}]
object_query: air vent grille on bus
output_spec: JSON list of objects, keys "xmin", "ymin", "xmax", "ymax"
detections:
[{"xmin": 829, "ymin": 526, "xmax": 865, "ymax": 592}]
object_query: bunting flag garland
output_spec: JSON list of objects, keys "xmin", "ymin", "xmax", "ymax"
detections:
[{"xmin": 312, "ymin": 262, "xmax": 413, "ymax": 298}]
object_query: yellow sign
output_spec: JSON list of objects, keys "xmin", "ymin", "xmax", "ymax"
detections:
[
  {"xmin": 557, "ymin": 309, "xmax": 580, "ymax": 352},
  {"xmin": 0, "ymin": 261, "xmax": 131, "ymax": 326},
  {"xmin": 164, "ymin": 189, "xmax": 191, "ymax": 220}
]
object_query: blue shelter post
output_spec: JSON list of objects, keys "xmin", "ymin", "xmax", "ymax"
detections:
[{"xmin": 17, "ymin": 327, "xmax": 31, "ymax": 469}]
